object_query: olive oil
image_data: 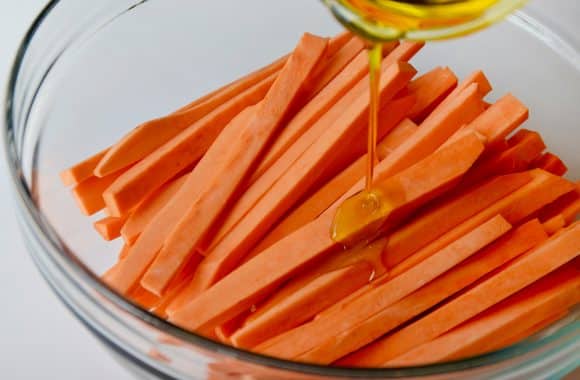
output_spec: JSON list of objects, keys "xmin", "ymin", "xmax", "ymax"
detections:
[{"xmin": 329, "ymin": 0, "xmax": 526, "ymax": 245}]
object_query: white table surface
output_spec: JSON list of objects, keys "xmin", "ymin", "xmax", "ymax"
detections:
[{"xmin": 0, "ymin": 1, "xmax": 578, "ymax": 379}]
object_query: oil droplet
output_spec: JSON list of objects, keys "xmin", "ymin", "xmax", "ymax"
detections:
[{"xmin": 331, "ymin": 189, "xmax": 393, "ymax": 246}]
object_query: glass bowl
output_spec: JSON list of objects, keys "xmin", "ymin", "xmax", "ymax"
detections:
[{"xmin": 4, "ymin": 1, "xmax": 580, "ymax": 379}]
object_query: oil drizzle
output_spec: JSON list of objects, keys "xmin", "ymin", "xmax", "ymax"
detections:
[
  {"xmin": 366, "ymin": 43, "xmax": 382, "ymax": 191},
  {"xmin": 331, "ymin": 43, "xmax": 388, "ymax": 246}
]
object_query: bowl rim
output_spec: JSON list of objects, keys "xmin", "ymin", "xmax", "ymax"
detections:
[{"xmin": 3, "ymin": 1, "xmax": 580, "ymax": 378}]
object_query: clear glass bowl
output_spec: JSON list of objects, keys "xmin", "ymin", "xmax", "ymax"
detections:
[{"xmin": 3, "ymin": 1, "xmax": 580, "ymax": 379}]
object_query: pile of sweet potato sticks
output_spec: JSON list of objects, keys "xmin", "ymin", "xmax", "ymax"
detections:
[{"xmin": 61, "ymin": 31, "xmax": 579, "ymax": 367}]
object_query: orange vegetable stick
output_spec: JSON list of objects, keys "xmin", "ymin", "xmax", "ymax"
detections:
[
  {"xmin": 251, "ymin": 118, "xmax": 418, "ymax": 256},
  {"xmin": 538, "ymin": 184, "xmax": 580, "ymax": 224},
  {"xmin": 443, "ymin": 93, "xmax": 529, "ymax": 149},
  {"xmin": 120, "ymin": 174, "xmax": 188, "ymax": 245},
  {"xmin": 248, "ymin": 238, "xmax": 389, "ymax": 333},
  {"xmin": 102, "ymin": 71, "xmax": 276, "ymax": 217},
  {"xmin": 231, "ymin": 262, "xmax": 374, "ymax": 348},
  {"xmin": 95, "ymin": 76, "xmax": 278, "ymax": 179},
  {"xmin": 207, "ymin": 50, "xmax": 380, "ymax": 245},
  {"xmin": 72, "ymin": 171, "xmax": 124, "ymax": 216},
  {"xmin": 105, "ymin": 104, "xmax": 256, "ymax": 294},
  {"xmin": 336, "ymin": 82, "xmax": 485, "ymax": 198},
  {"xmin": 453, "ymin": 70, "xmax": 492, "ymax": 98},
  {"xmin": 431, "ymin": 70, "xmax": 491, "ymax": 114},
  {"xmin": 214, "ymin": 312, "xmax": 250, "ymax": 344},
  {"xmin": 141, "ymin": 34, "xmax": 329, "ymax": 295},
  {"xmin": 532, "ymin": 152, "xmax": 568, "ymax": 176},
  {"xmin": 129, "ymin": 285, "xmax": 160, "ymax": 310},
  {"xmin": 388, "ymin": 169, "xmax": 575, "ymax": 275},
  {"xmin": 118, "ymin": 244, "xmax": 130, "ymax": 260},
  {"xmin": 249, "ymin": 41, "xmax": 402, "ymax": 183},
  {"xmin": 338, "ymin": 220, "xmax": 548, "ymax": 367},
  {"xmin": 60, "ymin": 148, "xmax": 109, "ymax": 186},
  {"xmin": 94, "ymin": 33, "xmax": 350, "ymax": 178},
  {"xmin": 128, "ymin": 256, "xmax": 203, "ymax": 314},
  {"xmin": 93, "ymin": 215, "xmax": 128, "ymax": 241},
  {"xmin": 490, "ymin": 309, "xmax": 569, "ymax": 353},
  {"xmin": 189, "ymin": 62, "xmax": 417, "ymax": 296},
  {"xmin": 258, "ymin": 215, "xmax": 512, "ymax": 361},
  {"xmin": 150, "ymin": 256, "xmax": 203, "ymax": 319},
  {"xmin": 543, "ymin": 214, "xmax": 566, "ymax": 236},
  {"xmin": 381, "ymin": 172, "xmax": 532, "ymax": 269},
  {"xmin": 332, "ymin": 133, "xmax": 486, "ymax": 245},
  {"xmin": 466, "ymin": 93, "xmax": 528, "ymax": 144},
  {"xmin": 386, "ymin": 264, "xmax": 579, "ymax": 366},
  {"xmin": 357, "ymin": 222, "xmax": 580, "ymax": 365},
  {"xmin": 305, "ymin": 36, "xmax": 367, "ymax": 98},
  {"xmin": 407, "ymin": 66, "xmax": 458, "ymax": 122},
  {"xmin": 460, "ymin": 129, "xmax": 545, "ymax": 187},
  {"xmin": 168, "ymin": 132, "xmax": 486, "ymax": 334}
]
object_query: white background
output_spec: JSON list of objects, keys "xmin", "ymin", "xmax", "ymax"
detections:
[{"xmin": 0, "ymin": 1, "xmax": 578, "ymax": 379}]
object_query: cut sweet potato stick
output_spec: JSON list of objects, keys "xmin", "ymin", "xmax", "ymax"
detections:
[
  {"xmin": 443, "ymin": 93, "xmax": 529, "ymax": 149},
  {"xmin": 532, "ymin": 152, "xmax": 568, "ymax": 176},
  {"xmin": 251, "ymin": 118, "xmax": 418, "ymax": 256},
  {"xmin": 129, "ymin": 285, "xmax": 160, "ymax": 310},
  {"xmin": 215, "ymin": 312, "xmax": 250, "ymax": 344},
  {"xmin": 60, "ymin": 148, "xmax": 109, "ymax": 186},
  {"xmin": 357, "ymin": 222, "xmax": 580, "ymax": 365},
  {"xmin": 490, "ymin": 309, "xmax": 569, "ymax": 353},
  {"xmin": 249, "ymin": 238, "xmax": 389, "ymax": 335},
  {"xmin": 338, "ymin": 220, "xmax": 548, "ymax": 367},
  {"xmin": 387, "ymin": 169, "xmax": 575, "ymax": 275},
  {"xmin": 150, "ymin": 256, "xmax": 203, "ymax": 319},
  {"xmin": 189, "ymin": 62, "xmax": 417, "ymax": 296},
  {"xmin": 543, "ymin": 214, "xmax": 566, "ymax": 236},
  {"xmin": 305, "ymin": 36, "xmax": 367, "ymax": 99},
  {"xmin": 117, "ymin": 253, "xmax": 202, "ymax": 316},
  {"xmin": 94, "ymin": 33, "xmax": 351, "ymax": 178},
  {"xmin": 466, "ymin": 93, "xmax": 528, "ymax": 144},
  {"xmin": 121, "ymin": 174, "xmax": 188, "ymax": 245},
  {"xmin": 407, "ymin": 66, "xmax": 457, "ymax": 123},
  {"xmin": 231, "ymin": 262, "xmax": 374, "ymax": 348},
  {"xmin": 460, "ymin": 129, "xmax": 545, "ymax": 187},
  {"xmin": 248, "ymin": 42, "xmax": 397, "ymax": 185},
  {"xmin": 102, "ymin": 70, "xmax": 278, "ymax": 217},
  {"xmin": 332, "ymin": 133, "xmax": 485, "ymax": 245},
  {"xmin": 72, "ymin": 171, "xmax": 124, "ymax": 216},
  {"xmin": 176, "ymin": 32, "xmax": 349, "ymax": 110},
  {"xmin": 207, "ymin": 49, "xmax": 380, "ymax": 245},
  {"xmin": 538, "ymin": 184, "xmax": 580, "ymax": 224},
  {"xmin": 329, "ymin": 82, "xmax": 485, "ymax": 207},
  {"xmin": 105, "ymin": 104, "xmax": 256, "ymax": 294},
  {"xmin": 386, "ymin": 264, "xmax": 580, "ymax": 366},
  {"xmin": 452, "ymin": 70, "xmax": 492, "ymax": 99},
  {"xmin": 431, "ymin": 70, "xmax": 491, "ymax": 115},
  {"xmin": 95, "ymin": 73, "xmax": 277, "ymax": 180},
  {"xmin": 141, "ymin": 34, "xmax": 329, "ymax": 295},
  {"xmin": 118, "ymin": 244, "xmax": 130, "ymax": 260},
  {"xmin": 94, "ymin": 215, "xmax": 128, "ymax": 241},
  {"xmin": 258, "ymin": 215, "xmax": 512, "ymax": 361},
  {"xmin": 382, "ymin": 172, "xmax": 532, "ymax": 269},
  {"xmin": 168, "ymin": 131, "xmax": 486, "ymax": 334}
]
